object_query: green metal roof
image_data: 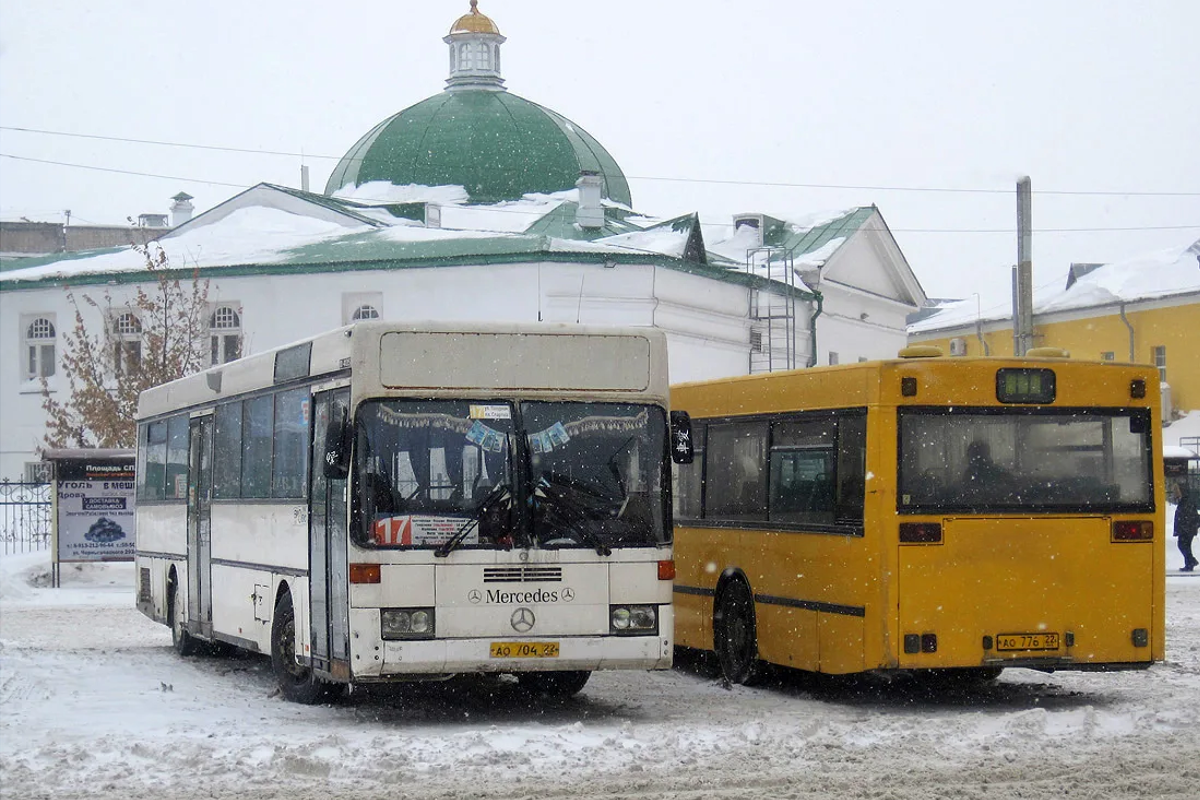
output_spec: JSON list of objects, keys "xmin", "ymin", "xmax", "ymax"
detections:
[
  {"xmin": 0, "ymin": 230, "xmax": 814, "ymax": 302},
  {"xmin": 522, "ymin": 204, "xmax": 643, "ymax": 241},
  {"xmin": 776, "ymin": 206, "xmax": 875, "ymax": 255},
  {"xmin": 324, "ymin": 90, "xmax": 632, "ymax": 206}
]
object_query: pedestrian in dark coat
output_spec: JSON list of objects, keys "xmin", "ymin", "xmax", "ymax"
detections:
[{"xmin": 1173, "ymin": 482, "xmax": 1199, "ymax": 572}]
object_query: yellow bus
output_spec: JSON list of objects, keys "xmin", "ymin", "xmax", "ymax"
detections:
[{"xmin": 671, "ymin": 349, "xmax": 1165, "ymax": 684}]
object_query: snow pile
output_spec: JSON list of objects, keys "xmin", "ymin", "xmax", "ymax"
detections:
[
  {"xmin": 596, "ymin": 228, "xmax": 690, "ymax": 258},
  {"xmin": 332, "ymin": 181, "xmax": 471, "ymax": 206}
]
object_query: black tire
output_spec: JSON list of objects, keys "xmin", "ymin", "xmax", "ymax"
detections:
[
  {"xmin": 270, "ymin": 592, "xmax": 331, "ymax": 704},
  {"xmin": 516, "ymin": 670, "xmax": 591, "ymax": 698},
  {"xmin": 714, "ymin": 579, "xmax": 762, "ymax": 685},
  {"xmin": 171, "ymin": 578, "xmax": 199, "ymax": 657}
]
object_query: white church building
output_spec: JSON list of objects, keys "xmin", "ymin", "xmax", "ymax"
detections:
[{"xmin": 0, "ymin": 2, "xmax": 926, "ymax": 481}]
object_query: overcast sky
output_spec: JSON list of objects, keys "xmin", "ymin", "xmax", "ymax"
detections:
[{"xmin": 2, "ymin": 0, "xmax": 1197, "ymax": 313}]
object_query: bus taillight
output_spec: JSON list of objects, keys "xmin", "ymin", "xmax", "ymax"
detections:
[
  {"xmin": 658, "ymin": 560, "xmax": 676, "ymax": 580},
  {"xmin": 350, "ymin": 563, "xmax": 382, "ymax": 583},
  {"xmin": 1112, "ymin": 521, "xmax": 1154, "ymax": 542},
  {"xmin": 899, "ymin": 522, "xmax": 942, "ymax": 544}
]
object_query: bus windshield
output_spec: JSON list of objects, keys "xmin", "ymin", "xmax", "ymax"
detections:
[
  {"xmin": 352, "ymin": 399, "xmax": 668, "ymax": 550},
  {"xmin": 898, "ymin": 408, "xmax": 1153, "ymax": 513},
  {"xmin": 524, "ymin": 402, "xmax": 668, "ymax": 551}
]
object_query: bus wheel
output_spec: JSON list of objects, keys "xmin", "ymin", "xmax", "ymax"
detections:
[
  {"xmin": 517, "ymin": 670, "xmax": 591, "ymax": 698},
  {"xmin": 270, "ymin": 592, "xmax": 330, "ymax": 705},
  {"xmin": 714, "ymin": 579, "xmax": 761, "ymax": 686},
  {"xmin": 171, "ymin": 579, "xmax": 199, "ymax": 657}
]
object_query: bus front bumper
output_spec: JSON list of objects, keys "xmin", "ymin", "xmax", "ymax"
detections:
[{"xmin": 352, "ymin": 633, "xmax": 673, "ymax": 678}]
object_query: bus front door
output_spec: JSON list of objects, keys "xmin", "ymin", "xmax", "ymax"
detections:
[
  {"xmin": 310, "ymin": 389, "xmax": 351, "ymax": 680},
  {"xmin": 186, "ymin": 415, "xmax": 214, "ymax": 637}
]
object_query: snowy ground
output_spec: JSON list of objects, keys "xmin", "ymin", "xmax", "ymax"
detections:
[
  {"xmin": 3, "ymin": 415, "xmax": 1198, "ymax": 800},
  {"xmin": 4, "ymin": 562, "xmax": 1199, "ymax": 799}
]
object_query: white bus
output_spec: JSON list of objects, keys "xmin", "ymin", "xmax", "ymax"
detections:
[{"xmin": 134, "ymin": 322, "xmax": 686, "ymax": 703}]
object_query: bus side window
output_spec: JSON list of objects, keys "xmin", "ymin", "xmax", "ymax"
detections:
[
  {"xmin": 835, "ymin": 414, "xmax": 866, "ymax": 524},
  {"xmin": 242, "ymin": 395, "xmax": 274, "ymax": 498},
  {"xmin": 166, "ymin": 415, "xmax": 189, "ymax": 500},
  {"xmin": 705, "ymin": 422, "xmax": 767, "ymax": 521},
  {"xmin": 769, "ymin": 417, "xmax": 836, "ymax": 525},
  {"xmin": 143, "ymin": 420, "xmax": 168, "ymax": 500},
  {"xmin": 213, "ymin": 401, "xmax": 243, "ymax": 499}
]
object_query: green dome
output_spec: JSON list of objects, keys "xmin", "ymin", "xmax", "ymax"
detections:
[{"xmin": 324, "ymin": 90, "xmax": 632, "ymax": 206}]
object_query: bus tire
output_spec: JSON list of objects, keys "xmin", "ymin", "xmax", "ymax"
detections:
[
  {"xmin": 516, "ymin": 670, "xmax": 591, "ymax": 698},
  {"xmin": 171, "ymin": 578, "xmax": 199, "ymax": 657},
  {"xmin": 714, "ymin": 579, "xmax": 762, "ymax": 686},
  {"xmin": 270, "ymin": 591, "xmax": 330, "ymax": 705}
]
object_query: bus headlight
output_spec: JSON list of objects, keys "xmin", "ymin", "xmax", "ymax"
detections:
[
  {"xmin": 610, "ymin": 604, "xmax": 657, "ymax": 635},
  {"xmin": 380, "ymin": 608, "xmax": 435, "ymax": 640}
]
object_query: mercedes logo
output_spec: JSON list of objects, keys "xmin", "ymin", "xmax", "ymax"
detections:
[
  {"xmin": 561, "ymin": 588, "xmax": 576, "ymax": 602},
  {"xmin": 510, "ymin": 607, "xmax": 535, "ymax": 633},
  {"xmin": 468, "ymin": 589, "xmax": 482, "ymax": 604}
]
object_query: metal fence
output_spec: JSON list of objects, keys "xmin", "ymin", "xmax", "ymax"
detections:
[{"xmin": 0, "ymin": 480, "xmax": 51, "ymax": 553}]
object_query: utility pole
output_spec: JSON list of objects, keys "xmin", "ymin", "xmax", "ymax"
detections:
[{"xmin": 1014, "ymin": 176, "xmax": 1034, "ymax": 356}]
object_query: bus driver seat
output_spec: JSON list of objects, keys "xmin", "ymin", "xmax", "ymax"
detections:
[{"xmin": 368, "ymin": 473, "xmax": 398, "ymax": 515}]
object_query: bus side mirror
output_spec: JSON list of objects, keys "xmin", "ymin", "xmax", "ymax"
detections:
[
  {"xmin": 670, "ymin": 411, "xmax": 694, "ymax": 464},
  {"xmin": 323, "ymin": 407, "xmax": 351, "ymax": 480}
]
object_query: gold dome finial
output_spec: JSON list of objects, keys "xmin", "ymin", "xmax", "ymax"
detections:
[{"xmin": 450, "ymin": 0, "xmax": 500, "ymax": 35}]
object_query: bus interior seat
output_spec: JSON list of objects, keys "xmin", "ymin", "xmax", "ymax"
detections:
[{"xmin": 368, "ymin": 474, "xmax": 398, "ymax": 514}]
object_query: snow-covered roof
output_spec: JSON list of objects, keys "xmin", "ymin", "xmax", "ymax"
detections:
[
  {"xmin": 1038, "ymin": 239, "xmax": 1200, "ymax": 313},
  {"xmin": 909, "ymin": 238, "xmax": 1200, "ymax": 334},
  {"xmin": 0, "ymin": 184, "xmax": 713, "ymax": 288}
]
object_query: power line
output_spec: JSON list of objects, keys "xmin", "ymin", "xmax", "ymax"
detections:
[
  {"xmin": 0, "ymin": 153, "xmax": 252, "ymax": 189},
  {"xmin": 0, "ymin": 125, "xmax": 317, "ymax": 160},
  {"xmin": 3, "ymin": 152, "xmax": 1198, "ymax": 235},
  {"xmin": 4, "ymin": 125, "xmax": 1200, "ymax": 198}
]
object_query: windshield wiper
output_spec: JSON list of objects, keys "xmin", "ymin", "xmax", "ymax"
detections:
[
  {"xmin": 435, "ymin": 485, "xmax": 512, "ymax": 557},
  {"xmin": 433, "ymin": 517, "xmax": 479, "ymax": 558}
]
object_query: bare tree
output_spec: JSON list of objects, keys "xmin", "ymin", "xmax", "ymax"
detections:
[{"xmin": 42, "ymin": 243, "xmax": 211, "ymax": 449}]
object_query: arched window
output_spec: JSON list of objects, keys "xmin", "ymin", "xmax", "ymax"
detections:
[
  {"xmin": 115, "ymin": 312, "xmax": 141, "ymax": 335},
  {"xmin": 113, "ymin": 312, "xmax": 142, "ymax": 376},
  {"xmin": 209, "ymin": 305, "xmax": 243, "ymax": 365},
  {"xmin": 351, "ymin": 304, "xmax": 380, "ymax": 321},
  {"xmin": 24, "ymin": 317, "xmax": 56, "ymax": 380}
]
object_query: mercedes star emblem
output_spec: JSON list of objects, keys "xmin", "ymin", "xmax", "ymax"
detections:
[
  {"xmin": 468, "ymin": 589, "xmax": 482, "ymax": 604},
  {"xmin": 561, "ymin": 588, "xmax": 576, "ymax": 602},
  {"xmin": 510, "ymin": 607, "xmax": 535, "ymax": 633}
]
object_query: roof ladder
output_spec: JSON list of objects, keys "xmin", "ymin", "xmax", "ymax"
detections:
[{"xmin": 746, "ymin": 246, "xmax": 797, "ymax": 375}]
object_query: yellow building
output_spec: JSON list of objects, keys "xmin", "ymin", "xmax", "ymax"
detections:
[{"xmin": 908, "ymin": 239, "xmax": 1200, "ymax": 415}]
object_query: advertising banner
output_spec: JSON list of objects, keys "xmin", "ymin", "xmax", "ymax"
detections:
[{"xmin": 55, "ymin": 460, "xmax": 136, "ymax": 562}]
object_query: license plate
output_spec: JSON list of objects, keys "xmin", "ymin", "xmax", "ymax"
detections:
[
  {"xmin": 996, "ymin": 632, "xmax": 1060, "ymax": 652},
  {"xmin": 489, "ymin": 641, "xmax": 560, "ymax": 659}
]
